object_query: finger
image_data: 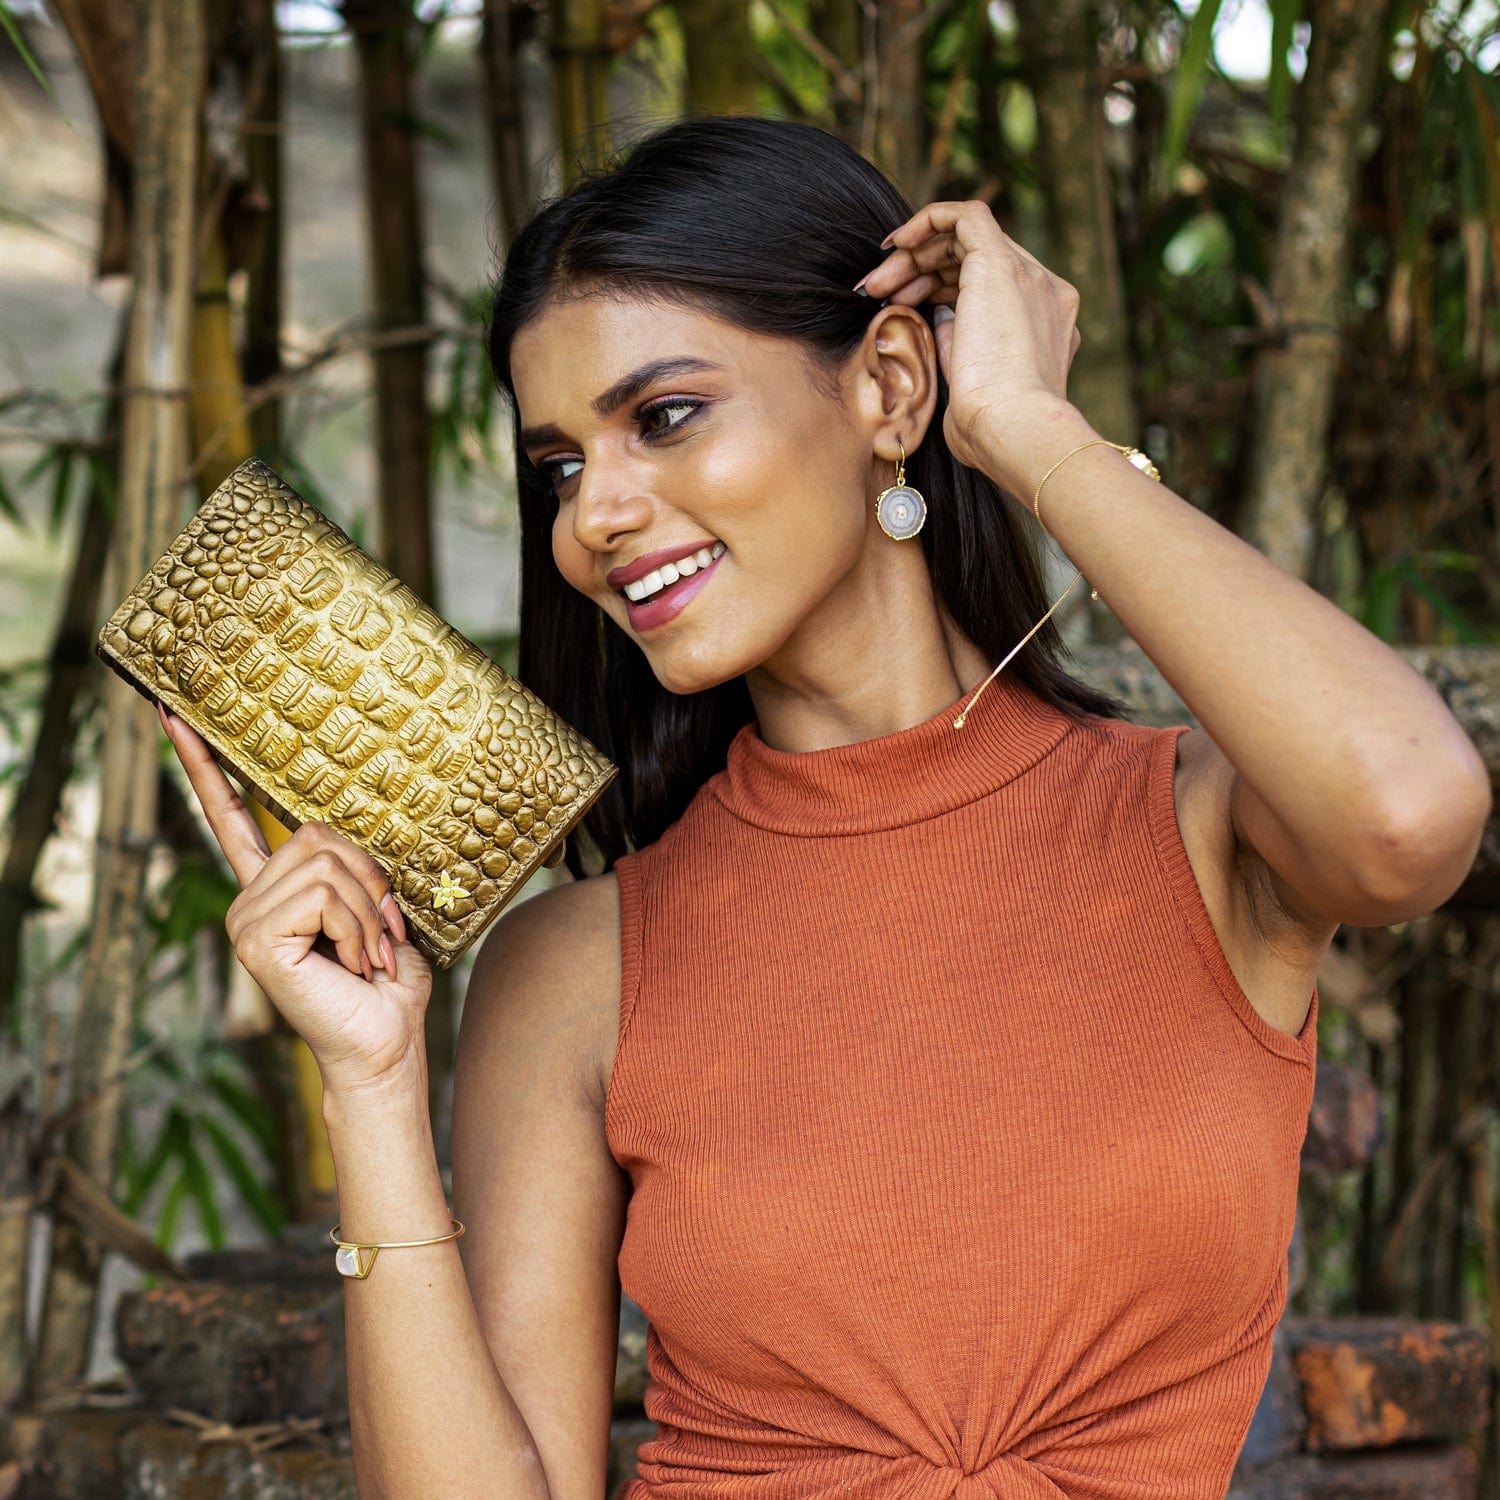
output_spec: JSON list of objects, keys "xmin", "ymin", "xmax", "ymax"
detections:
[
  {"xmin": 230, "ymin": 843, "xmax": 388, "ymax": 976},
  {"xmin": 883, "ymin": 270, "xmax": 948, "ymax": 307},
  {"xmin": 244, "ymin": 821, "xmax": 404, "ymax": 949},
  {"xmin": 879, "ymin": 200, "xmax": 1006, "ymax": 258},
  {"xmin": 160, "ymin": 706, "xmax": 272, "ymax": 887},
  {"xmin": 857, "ymin": 238, "xmax": 960, "ymax": 300},
  {"xmin": 237, "ymin": 869, "xmax": 380, "ymax": 982},
  {"xmin": 882, "ymin": 201, "xmax": 1052, "ymax": 282},
  {"xmin": 267, "ymin": 822, "xmax": 404, "ymax": 945},
  {"xmin": 934, "ymin": 313, "xmax": 954, "ymax": 375}
]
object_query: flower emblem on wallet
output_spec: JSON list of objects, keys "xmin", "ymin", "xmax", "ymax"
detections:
[{"xmin": 432, "ymin": 872, "xmax": 465, "ymax": 911}]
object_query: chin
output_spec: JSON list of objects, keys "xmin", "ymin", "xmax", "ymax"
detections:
[{"xmin": 644, "ymin": 644, "xmax": 754, "ymax": 700}]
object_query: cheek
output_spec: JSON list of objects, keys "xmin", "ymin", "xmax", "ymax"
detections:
[{"xmin": 550, "ymin": 509, "xmax": 591, "ymax": 591}]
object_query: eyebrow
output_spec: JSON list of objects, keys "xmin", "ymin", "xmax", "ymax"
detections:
[{"xmin": 518, "ymin": 356, "xmax": 725, "ymax": 452}]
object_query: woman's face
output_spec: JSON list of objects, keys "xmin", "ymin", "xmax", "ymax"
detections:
[{"xmin": 510, "ymin": 291, "xmax": 932, "ymax": 697}]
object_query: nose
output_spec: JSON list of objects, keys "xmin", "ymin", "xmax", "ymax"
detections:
[{"xmin": 568, "ymin": 459, "xmax": 653, "ymax": 555}]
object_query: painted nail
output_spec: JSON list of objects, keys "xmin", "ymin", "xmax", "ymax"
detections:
[
  {"xmin": 361, "ymin": 949, "xmax": 374, "ymax": 984},
  {"xmin": 879, "ymin": 231, "xmax": 897, "ymax": 249},
  {"xmin": 852, "ymin": 272, "xmax": 872, "ymax": 294},
  {"xmin": 381, "ymin": 892, "xmax": 407, "ymax": 945},
  {"xmin": 379, "ymin": 932, "xmax": 397, "ymax": 982},
  {"xmin": 156, "ymin": 701, "xmax": 173, "ymax": 734}
]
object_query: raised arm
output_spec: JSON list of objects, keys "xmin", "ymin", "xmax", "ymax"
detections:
[{"xmin": 857, "ymin": 201, "xmax": 1491, "ymax": 927}]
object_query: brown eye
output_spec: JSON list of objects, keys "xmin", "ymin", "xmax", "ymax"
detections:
[{"xmin": 640, "ymin": 398, "xmax": 702, "ymax": 438}]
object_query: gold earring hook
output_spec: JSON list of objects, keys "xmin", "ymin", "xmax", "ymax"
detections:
[{"xmin": 895, "ymin": 438, "xmax": 906, "ymax": 488}]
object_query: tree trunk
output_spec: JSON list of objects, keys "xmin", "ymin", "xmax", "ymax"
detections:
[
  {"xmin": 479, "ymin": 0, "xmax": 532, "ymax": 248},
  {"xmin": 549, "ymin": 0, "xmax": 612, "ymax": 184},
  {"xmin": 343, "ymin": 0, "xmax": 436, "ymax": 602},
  {"xmin": 343, "ymin": 0, "xmax": 455, "ymax": 1139},
  {"xmin": 809, "ymin": 0, "xmax": 863, "ymax": 148},
  {"xmin": 31, "ymin": 0, "xmax": 203, "ymax": 1396},
  {"xmin": 0, "ymin": 316, "xmax": 124, "ymax": 1033},
  {"xmin": 873, "ymin": 0, "xmax": 925, "ymax": 199},
  {"xmin": 1012, "ymin": 0, "xmax": 1137, "ymax": 448},
  {"xmin": 678, "ymin": 0, "xmax": 758, "ymax": 116},
  {"xmin": 1239, "ymin": 0, "xmax": 1394, "ymax": 579},
  {"xmin": 240, "ymin": 0, "xmax": 284, "ymax": 455}
]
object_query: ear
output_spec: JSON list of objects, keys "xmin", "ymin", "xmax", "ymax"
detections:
[{"xmin": 850, "ymin": 304, "xmax": 940, "ymax": 468}]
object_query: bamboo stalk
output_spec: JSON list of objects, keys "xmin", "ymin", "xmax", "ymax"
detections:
[
  {"xmin": 479, "ymin": 0, "xmax": 532, "ymax": 249},
  {"xmin": 1238, "ymin": 0, "xmax": 1397, "ymax": 576},
  {"xmin": 31, "ymin": 0, "xmax": 203, "ymax": 1395},
  {"xmin": 549, "ymin": 0, "xmax": 612, "ymax": 184},
  {"xmin": 678, "ymin": 0, "xmax": 758, "ymax": 116}
]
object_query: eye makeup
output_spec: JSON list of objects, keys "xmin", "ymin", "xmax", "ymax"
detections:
[{"xmin": 533, "ymin": 395, "xmax": 709, "ymax": 496}]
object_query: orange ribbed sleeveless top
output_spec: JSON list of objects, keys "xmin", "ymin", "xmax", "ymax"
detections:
[{"xmin": 605, "ymin": 671, "xmax": 1317, "ymax": 1500}]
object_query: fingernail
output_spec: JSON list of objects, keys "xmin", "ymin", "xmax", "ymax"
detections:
[
  {"xmin": 879, "ymin": 231, "xmax": 897, "ymax": 249},
  {"xmin": 933, "ymin": 306, "xmax": 955, "ymax": 325},
  {"xmin": 156, "ymin": 701, "xmax": 173, "ymax": 733},
  {"xmin": 852, "ymin": 273, "xmax": 871, "ymax": 294},
  {"xmin": 362, "ymin": 950, "xmax": 374, "ymax": 983},
  {"xmin": 381, "ymin": 892, "xmax": 407, "ymax": 945},
  {"xmin": 379, "ymin": 932, "xmax": 396, "ymax": 982}
]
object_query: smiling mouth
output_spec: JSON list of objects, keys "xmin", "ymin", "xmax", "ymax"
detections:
[{"xmin": 619, "ymin": 541, "xmax": 727, "ymax": 603}]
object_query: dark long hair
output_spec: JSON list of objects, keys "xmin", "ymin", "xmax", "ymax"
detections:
[{"xmin": 484, "ymin": 115, "xmax": 1129, "ymax": 877}]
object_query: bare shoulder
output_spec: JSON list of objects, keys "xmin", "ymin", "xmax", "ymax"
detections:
[
  {"xmin": 467, "ymin": 871, "xmax": 623, "ymax": 1118},
  {"xmin": 1171, "ymin": 726, "xmax": 1332, "ymax": 1040}
]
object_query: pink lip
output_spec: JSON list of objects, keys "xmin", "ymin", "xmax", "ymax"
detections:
[
  {"xmin": 624, "ymin": 549, "xmax": 724, "ymax": 632},
  {"xmin": 607, "ymin": 539, "xmax": 720, "ymax": 589}
]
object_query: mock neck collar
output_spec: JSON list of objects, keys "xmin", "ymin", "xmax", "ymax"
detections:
[{"xmin": 707, "ymin": 670, "xmax": 1074, "ymax": 836}]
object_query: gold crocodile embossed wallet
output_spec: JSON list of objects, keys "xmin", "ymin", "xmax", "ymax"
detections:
[{"xmin": 95, "ymin": 457, "xmax": 618, "ymax": 970}]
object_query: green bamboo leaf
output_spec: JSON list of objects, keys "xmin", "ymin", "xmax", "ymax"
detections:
[
  {"xmin": 0, "ymin": 463, "xmax": 23, "ymax": 528},
  {"xmin": 1267, "ymin": 0, "xmax": 1303, "ymax": 142},
  {"xmin": 1363, "ymin": 563, "xmax": 1400, "ymax": 642},
  {"xmin": 1162, "ymin": 0, "xmax": 1226, "ymax": 184},
  {"xmin": 1404, "ymin": 569, "xmax": 1484, "ymax": 644},
  {"xmin": 0, "ymin": 1, "xmax": 74, "ymax": 126},
  {"xmin": 120, "ymin": 1108, "xmax": 187, "ymax": 1215},
  {"xmin": 155, "ymin": 1172, "xmax": 190, "ymax": 1250},
  {"xmin": 79, "ymin": 449, "xmax": 119, "ymax": 530},
  {"xmin": 178, "ymin": 1131, "xmax": 223, "ymax": 1248},
  {"xmin": 205, "ymin": 1067, "xmax": 277, "ymax": 1156},
  {"xmin": 48, "ymin": 446, "xmax": 75, "ymax": 534},
  {"xmin": 200, "ymin": 1115, "xmax": 284, "ymax": 1238},
  {"xmin": 19, "ymin": 445, "xmax": 58, "ymax": 488},
  {"xmin": 1450, "ymin": 58, "xmax": 1485, "ymax": 223}
]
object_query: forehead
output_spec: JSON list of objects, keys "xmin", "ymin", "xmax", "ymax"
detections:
[{"xmin": 510, "ymin": 292, "xmax": 806, "ymax": 413}]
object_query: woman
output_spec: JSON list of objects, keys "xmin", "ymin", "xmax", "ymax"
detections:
[{"xmin": 163, "ymin": 116, "xmax": 1490, "ymax": 1498}]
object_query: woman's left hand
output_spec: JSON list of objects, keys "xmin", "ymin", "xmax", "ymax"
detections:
[{"xmin": 854, "ymin": 199, "xmax": 1084, "ymax": 494}]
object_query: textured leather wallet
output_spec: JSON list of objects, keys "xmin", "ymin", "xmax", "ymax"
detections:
[{"xmin": 96, "ymin": 457, "xmax": 618, "ymax": 970}]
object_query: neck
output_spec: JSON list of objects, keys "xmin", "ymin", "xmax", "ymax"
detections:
[{"xmin": 741, "ymin": 546, "xmax": 996, "ymax": 750}]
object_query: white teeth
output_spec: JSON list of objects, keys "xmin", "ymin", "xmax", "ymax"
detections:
[{"xmin": 623, "ymin": 544, "xmax": 725, "ymax": 602}]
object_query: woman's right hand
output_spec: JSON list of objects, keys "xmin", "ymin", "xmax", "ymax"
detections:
[{"xmin": 159, "ymin": 702, "xmax": 433, "ymax": 1094}]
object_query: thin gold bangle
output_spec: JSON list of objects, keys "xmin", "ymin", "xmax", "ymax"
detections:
[
  {"xmin": 952, "ymin": 438, "xmax": 1161, "ymax": 732},
  {"xmin": 330, "ymin": 1217, "xmax": 465, "ymax": 1280},
  {"xmin": 1032, "ymin": 439, "xmax": 1160, "ymax": 537}
]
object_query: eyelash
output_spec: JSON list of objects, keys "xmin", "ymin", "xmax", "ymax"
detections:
[{"xmin": 537, "ymin": 397, "xmax": 704, "ymax": 497}]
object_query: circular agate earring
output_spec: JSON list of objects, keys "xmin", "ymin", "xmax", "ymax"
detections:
[{"xmin": 875, "ymin": 437, "xmax": 927, "ymax": 541}]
